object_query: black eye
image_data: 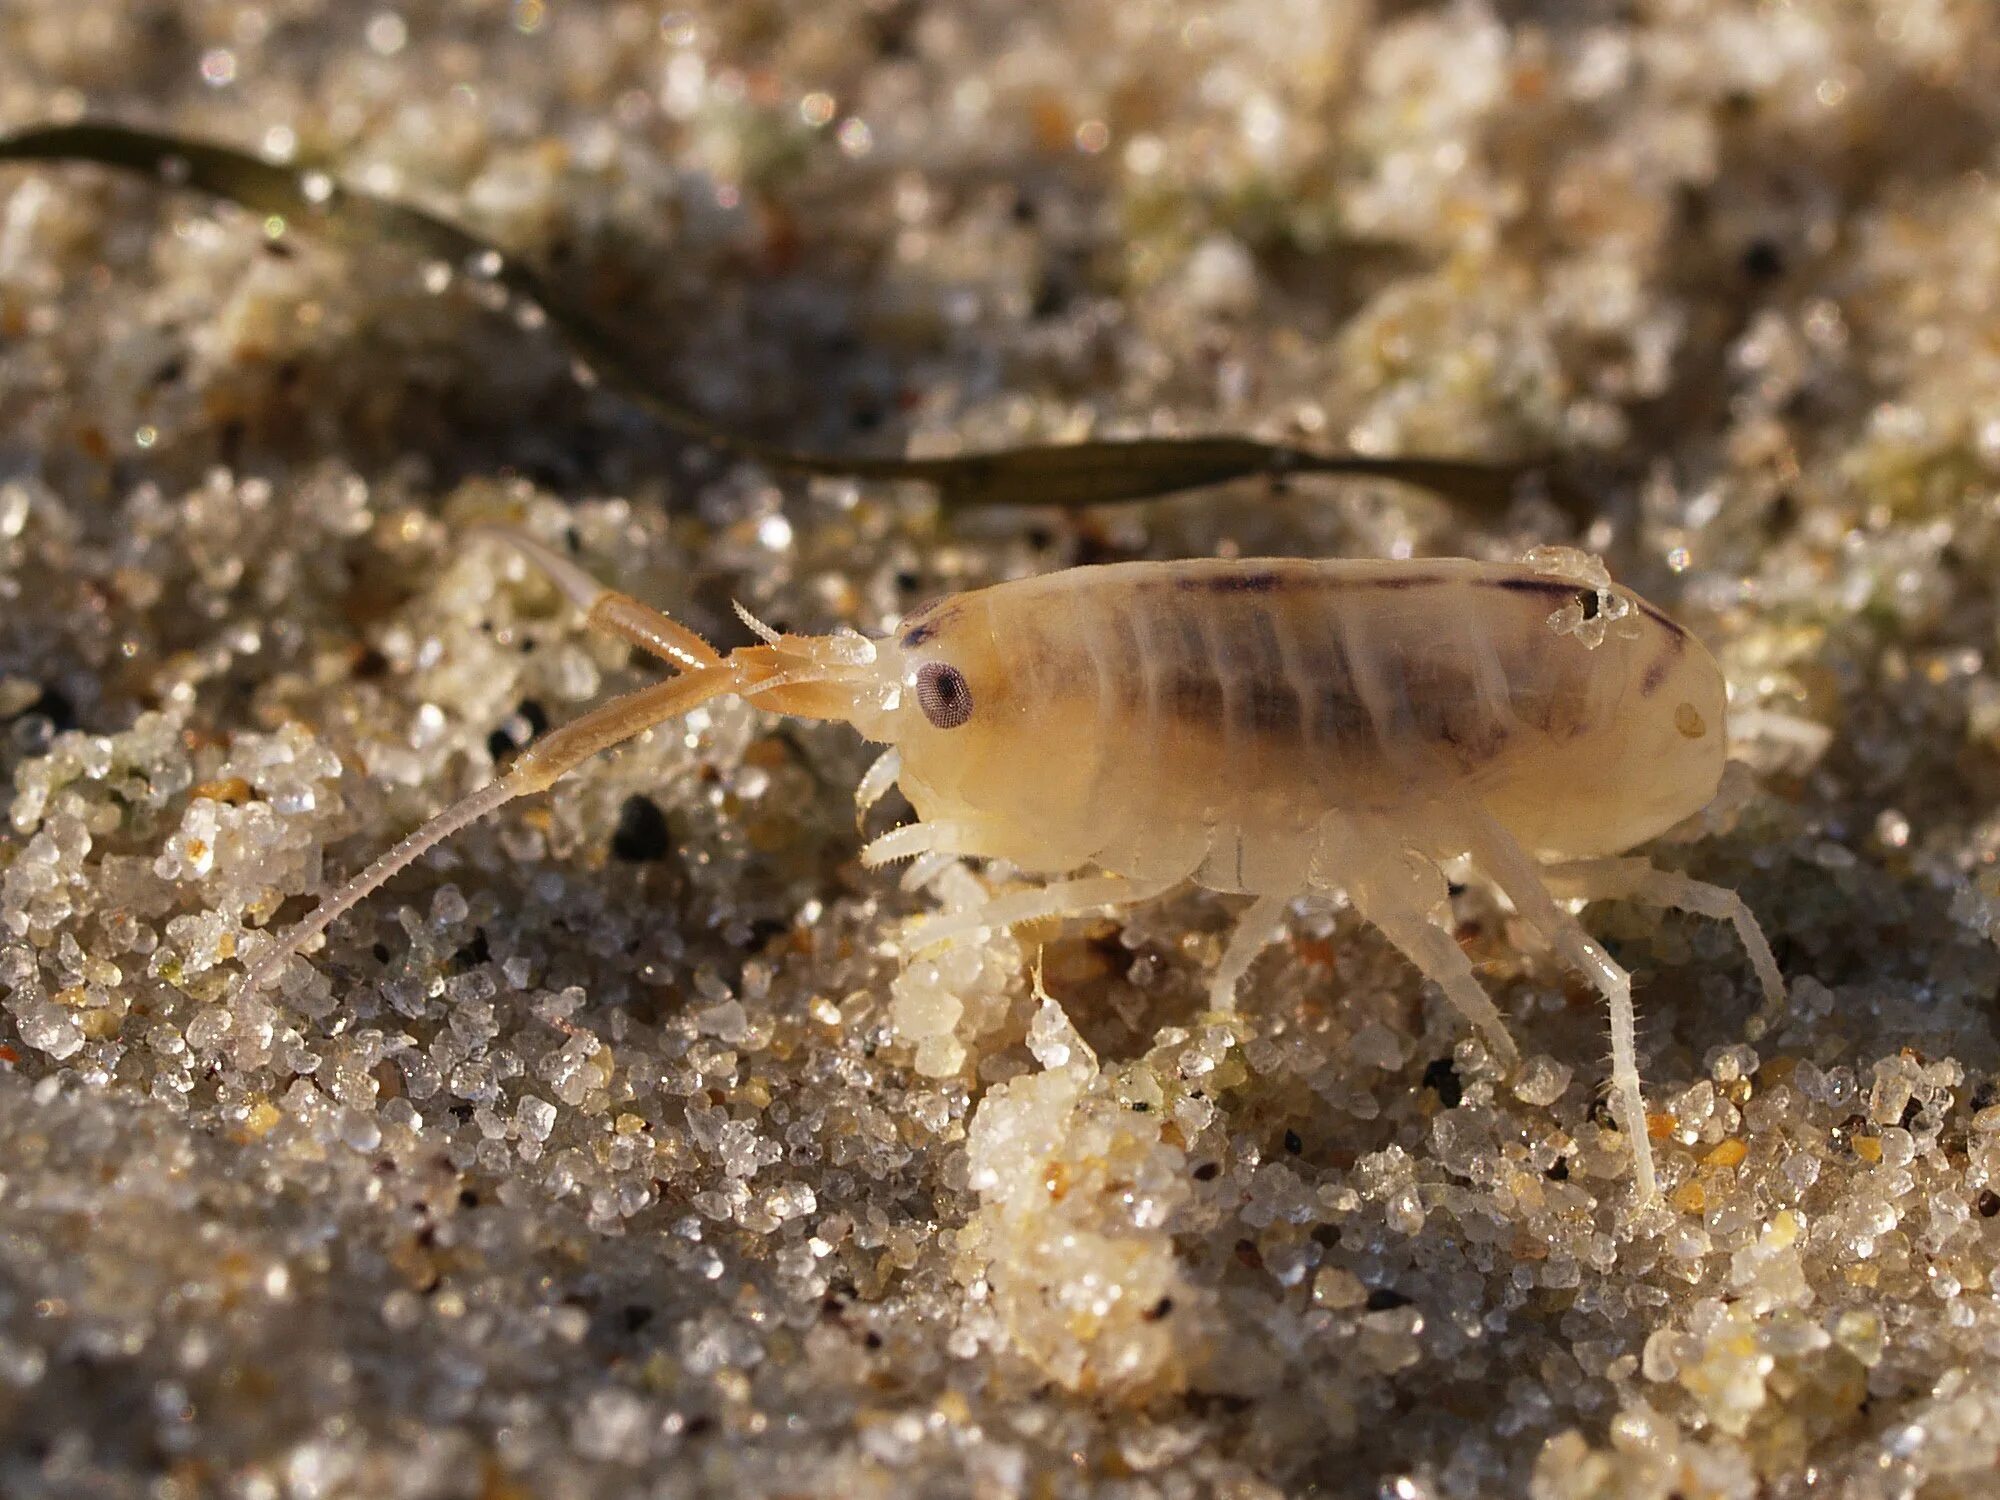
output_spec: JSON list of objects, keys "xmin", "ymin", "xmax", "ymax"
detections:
[{"xmin": 915, "ymin": 662, "xmax": 972, "ymax": 729}]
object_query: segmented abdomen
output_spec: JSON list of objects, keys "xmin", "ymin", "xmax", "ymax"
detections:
[{"xmin": 992, "ymin": 558, "xmax": 1663, "ymax": 831}]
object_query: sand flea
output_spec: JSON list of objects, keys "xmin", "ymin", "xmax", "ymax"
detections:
[{"xmin": 243, "ymin": 533, "xmax": 1785, "ymax": 1202}]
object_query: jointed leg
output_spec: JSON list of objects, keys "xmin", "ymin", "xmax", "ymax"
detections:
[
  {"xmin": 861, "ymin": 819, "xmax": 989, "ymax": 893},
  {"xmin": 860, "ymin": 819, "xmax": 980, "ymax": 870},
  {"xmin": 1208, "ymin": 891, "xmax": 1293, "ymax": 1012},
  {"xmin": 854, "ymin": 747, "xmax": 902, "ymax": 828},
  {"xmin": 1316, "ymin": 819, "xmax": 1523, "ymax": 1065},
  {"xmin": 479, "ymin": 527, "xmax": 722, "ymax": 671},
  {"xmin": 242, "ymin": 663, "xmax": 743, "ymax": 993},
  {"xmin": 905, "ymin": 873, "xmax": 1181, "ymax": 955},
  {"xmin": 1541, "ymin": 856, "xmax": 1787, "ymax": 1036},
  {"xmin": 1347, "ymin": 883, "xmax": 1521, "ymax": 1068},
  {"xmin": 1467, "ymin": 819, "xmax": 1657, "ymax": 1200}
]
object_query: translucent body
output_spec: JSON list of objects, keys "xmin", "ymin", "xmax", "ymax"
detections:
[
  {"xmin": 244, "ymin": 534, "xmax": 1784, "ymax": 1206},
  {"xmin": 882, "ymin": 558, "xmax": 1728, "ymax": 887}
]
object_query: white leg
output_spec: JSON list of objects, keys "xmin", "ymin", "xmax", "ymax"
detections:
[
  {"xmin": 897, "ymin": 850, "xmax": 961, "ymax": 894},
  {"xmin": 1315, "ymin": 817, "xmax": 1522, "ymax": 1064},
  {"xmin": 906, "ymin": 873, "xmax": 1179, "ymax": 955},
  {"xmin": 1336, "ymin": 845, "xmax": 1521, "ymax": 1068},
  {"xmin": 1467, "ymin": 820, "xmax": 1657, "ymax": 1201},
  {"xmin": 1208, "ymin": 892, "xmax": 1293, "ymax": 1012},
  {"xmin": 1348, "ymin": 885, "xmax": 1521, "ymax": 1069},
  {"xmin": 853, "ymin": 747, "xmax": 902, "ymax": 828},
  {"xmin": 860, "ymin": 819, "xmax": 978, "ymax": 870},
  {"xmin": 1542, "ymin": 856, "xmax": 1787, "ymax": 1038}
]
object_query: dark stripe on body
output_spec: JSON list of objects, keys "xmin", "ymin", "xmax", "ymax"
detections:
[
  {"xmin": 1491, "ymin": 574, "xmax": 1691, "ymax": 639},
  {"xmin": 1492, "ymin": 577, "xmax": 1582, "ymax": 598},
  {"xmin": 1097, "ymin": 597, "xmax": 1150, "ymax": 710},
  {"xmin": 1235, "ymin": 605, "xmax": 1304, "ymax": 738},
  {"xmin": 1163, "ymin": 567, "xmax": 1456, "ymax": 596},
  {"xmin": 899, "ymin": 601, "xmax": 964, "ymax": 649},
  {"xmin": 1291, "ymin": 611, "xmax": 1376, "ymax": 749},
  {"xmin": 1638, "ymin": 630, "xmax": 1686, "ymax": 696},
  {"xmin": 1176, "ymin": 569, "xmax": 1283, "ymax": 593},
  {"xmin": 1167, "ymin": 670, "xmax": 1228, "ymax": 721},
  {"xmin": 1134, "ymin": 593, "xmax": 1377, "ymax": 754}
]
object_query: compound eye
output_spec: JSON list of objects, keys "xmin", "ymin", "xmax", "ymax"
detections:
[{"xmin": 915, "ymin": 661, "xmax": 973, "ymax": 729}]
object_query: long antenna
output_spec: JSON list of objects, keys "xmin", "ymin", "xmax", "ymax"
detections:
[
  {"xmin": 240, "ymin": 776, "xmax": 518, "ymax": 994},
  {"xmin": 242, "ymin": 664, "xmax": 748, "ymax": 993}
]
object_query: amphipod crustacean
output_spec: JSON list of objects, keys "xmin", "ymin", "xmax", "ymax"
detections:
[{"xmin": 244, "ymin": 533, "xmax": 1784, "ymax": 1201}]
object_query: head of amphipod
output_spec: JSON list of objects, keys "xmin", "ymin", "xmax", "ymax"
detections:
[
  {"xmin": 873, "ymin": 597, "xmax": 1004, "ymax": 804},
  {"xmin": 723, "ymin": 598, "xmax": 981, "ymax": 760},
  {"xmin": 755, "ymin": 590, "xmax": 1091, "ymax": 870}
]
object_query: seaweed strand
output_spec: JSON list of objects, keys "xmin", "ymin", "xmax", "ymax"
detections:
[{"xmin": 0, "ymin": 120, "xmax": 1563, "ymax": 518}]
